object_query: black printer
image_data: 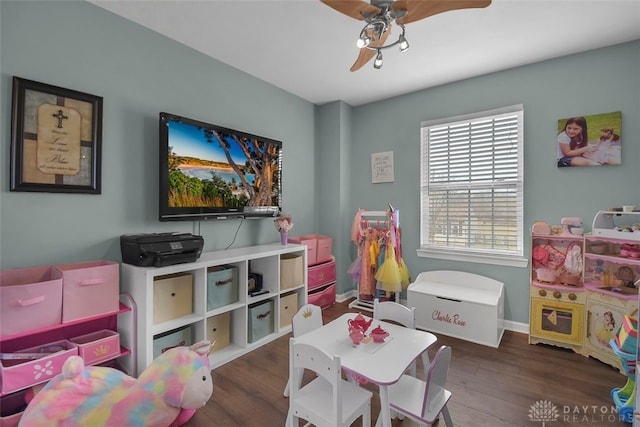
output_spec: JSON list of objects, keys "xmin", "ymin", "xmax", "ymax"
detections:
[{"xmin": 120, "ymin": 233, "xmax": 204, "ymax": 267}]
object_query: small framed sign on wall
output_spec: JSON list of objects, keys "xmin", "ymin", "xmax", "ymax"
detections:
[{"xmin": 371, "ymin": 151, "xmax": 394, "ymax": 183}]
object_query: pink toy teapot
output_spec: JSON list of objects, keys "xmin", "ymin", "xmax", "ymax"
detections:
[
  {"xmin": 347, "ymin": 313, "xmax": 373, "ymax": 334},
  {"xmin": 348, "ymin": 326, "xmax": 365, "ymax": 345},
  {"xmin": 370, "ymin": 325, "xmax": 389, "ymax": 343}
]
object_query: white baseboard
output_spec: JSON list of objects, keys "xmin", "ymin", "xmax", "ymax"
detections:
[{"xmin": 336, "ymin": 291, "xmax": 529, "ymax": 335}]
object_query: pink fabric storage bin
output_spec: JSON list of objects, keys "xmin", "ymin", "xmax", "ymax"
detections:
[
  {"xmin": 0, "ymin": 389, "xmax": 29, "ymax": 427},
  {"xmin": 308, "ymin": 258, "xmax": 336, "ymax": 291},
  {"xmin": 308, "ymin": 283, "xmax": 336, "ymax": 309},
  {"xmin": 0, "ymin": 339, "xmax": 77, "ymax": 394},
  {"xmin": 287, "ymin": 235, "xmax": 317, "ymax": 265},
  {"xmin": 70, "ymin": 329, "xmax": 120, "ymax": 365},
  {"xmin": 0, "ymin": 266, "xmax": 63, "ymax": 337},
  {"xmin": 52, "ymin": 260, "xmax": 119, "ymax": 323},
  {"xmin": 305, "ymin": 234, "xmax": 332, "ymax": 265},
  {"xmin": 287, "ymin": 234, "xmax": 333, "ymax": 266}
]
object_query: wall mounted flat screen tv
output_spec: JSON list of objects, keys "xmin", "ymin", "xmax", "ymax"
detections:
[{"xmin": 159, "ymin": 112, "xmax": 282, "ymax": 221}]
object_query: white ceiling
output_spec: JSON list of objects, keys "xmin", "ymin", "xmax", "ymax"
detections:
[{"xmin": 90, "ymin": 0, "xmax": 640, "ymax": 106}]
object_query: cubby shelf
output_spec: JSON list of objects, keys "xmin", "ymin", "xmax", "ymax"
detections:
[{"xmin": 121, "ymin": 243, "xmax": 307, "ymax": 375}]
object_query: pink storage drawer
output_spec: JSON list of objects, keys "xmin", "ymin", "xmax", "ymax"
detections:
[
  {"xmin": 52, "ymin": 260, "xmax": 119, "ymax": 323},
  {"xmin": 287, "ymin": 235, "xmax": 317, "ymax": 265},
  {"xmin": 0, "ymin": 340, "xmax": 77, "ymax": 394},
  {"xmin": 0, "ymin": 389, "xmax": 29, "ymax": 427},
  {"xmin": 0, "ymin": 266, "xmax": 63, "ymax": 337},
  {"xmin": 70, "ymin": 329, "xmax": 120, "ymax": 365},
  {"xmin": 308, "ymin": 283, "xmax": 336, "ymax": 310},
  {"xmin": 308, "ymin": 258, "xmax": 336, "ymax": 291}
]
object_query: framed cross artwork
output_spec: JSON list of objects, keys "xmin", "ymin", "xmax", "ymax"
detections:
[{"xmin": 10, "ymin": 76, "xmax": 103, "ymax": 193}]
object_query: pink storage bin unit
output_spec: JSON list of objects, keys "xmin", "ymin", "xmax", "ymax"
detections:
[
  {"xmin": 0, "ymin": 339, "xmax": 78, "ymax": 394},
  {"xmin": 0, "ymin": 266, "xmax": 63, "ymax": 337},
  {"xmin": 70, "ymin": 329, "xmax": 120, "ymax": 365},
  {"xmin": 52, "ymin": 260, "xmax": 119, "ymax": 323}
]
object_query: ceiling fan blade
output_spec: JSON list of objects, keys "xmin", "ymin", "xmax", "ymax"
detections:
[
  {"xmin": 350, "ymin": 26, "xmax": 392, "ymax": 72},
  {"xmin": 321, "ymin": 0, "xmax": 382, "ymax": 21},
  {"xmin": 393, "ymin": 0, "xmax": 491, "ymax": 25}
]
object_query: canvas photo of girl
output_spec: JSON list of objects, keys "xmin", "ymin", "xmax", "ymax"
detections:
[{"xmin": 557, "ymin": 111, "xmax": 622, "ymax": 167}]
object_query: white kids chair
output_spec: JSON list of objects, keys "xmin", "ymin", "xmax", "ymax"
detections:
[
  {"xmin": 373, "ymin": 298, "xmax": 429, "ymax": 376},
  {"xmin": 386, "ymin": 345, "xmax": 454, "ymax": 427},
  {"xmin": 283, "ymin": 303, "xmax": 323, "ymax": 397},
  {"xmin": 286, "ymin": 337, "xmax": 373, "ymax": 427}
]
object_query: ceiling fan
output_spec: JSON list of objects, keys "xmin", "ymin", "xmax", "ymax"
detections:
[{"xmin": 320, "ymin": 0, "xmax": 492, "ymax": 71}]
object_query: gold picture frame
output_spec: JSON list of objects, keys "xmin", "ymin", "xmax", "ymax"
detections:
[{"xmin": 10, "ymin": 76, "xmax": 103, "ymax": 193}]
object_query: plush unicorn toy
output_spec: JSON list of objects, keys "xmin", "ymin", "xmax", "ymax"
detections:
[{"xmin": 19, "ymin": 341, "xmax": 214, "ymax": 427}]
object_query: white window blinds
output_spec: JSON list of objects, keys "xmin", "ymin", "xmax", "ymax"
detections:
[{"xmin": 420, "ymin": 105, "xmax": 524, "ymax": 264}]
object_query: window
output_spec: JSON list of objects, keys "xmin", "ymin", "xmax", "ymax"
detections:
[{"xmin": 419, "ymin": 104, "xmax": 526, "ymax": 267}]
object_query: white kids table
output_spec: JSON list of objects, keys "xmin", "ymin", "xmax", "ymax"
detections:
[{"xmin": 293, "ymin": 312, "xmax": 438, "ymax": 427}]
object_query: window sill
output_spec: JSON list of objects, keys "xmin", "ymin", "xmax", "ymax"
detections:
[{"xmin": 416, "ymin": 248, "xmax": 529, "ymax": 268}]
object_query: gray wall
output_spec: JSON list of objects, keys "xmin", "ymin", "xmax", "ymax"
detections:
[
  {"xmin": 0, "ymin": 1, "xmax": 317, "ymax": 268},
  {"xmin": 1, "ymin": 1, "xmax": 639, "ymax": 324},
  {"xmin": 342, "ymin": 41, "xmax": 640, "ymax": 323}
]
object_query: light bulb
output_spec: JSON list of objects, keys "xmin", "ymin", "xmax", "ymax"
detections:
[
  {"xmin": 399, "ymin": 35, "xmax": 409, "ymax": 52},
  {"xmin": 373, "ymin": 51, "xmax": 383, "ymax": 69}
]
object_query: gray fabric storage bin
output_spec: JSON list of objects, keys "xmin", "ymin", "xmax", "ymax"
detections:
[{"xmin": 248, "ymin": 300, "xmax": 274, "ymax": 343}]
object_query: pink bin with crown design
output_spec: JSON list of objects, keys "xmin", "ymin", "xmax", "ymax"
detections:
[{"xmin": 70, "ymin": 329, "xmax": 120, "ymax": 366}]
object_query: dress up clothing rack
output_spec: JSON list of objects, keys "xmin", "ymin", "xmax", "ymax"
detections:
[{"xmin": 347, "ymin": 206, "xmax": 410, "ymax": 312}]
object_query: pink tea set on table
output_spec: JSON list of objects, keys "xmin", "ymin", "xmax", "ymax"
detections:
[{"xmin": 347, "ymin": 313, "xmax": 389, "ymax": 345}]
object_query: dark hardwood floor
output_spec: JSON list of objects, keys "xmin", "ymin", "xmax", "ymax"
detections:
[{"xmin": 185, "ymin": 299, "xmax": 633, "ymax": 426}]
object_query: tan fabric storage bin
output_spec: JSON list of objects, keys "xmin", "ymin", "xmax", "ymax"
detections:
[
  {"xmin": 206, "ymin": 312, "xmax": 231, "ymax": 352},
  {"xmin": 279, "ymin": 293, "xmax": 298, "ymax": 329},
  {"xmin": 153, "ymin": 273, "xmax": 193, "ymax": 324},
  {"xmin": 280, "ymin": 254, "xmax": 304, "ymax": 290}
]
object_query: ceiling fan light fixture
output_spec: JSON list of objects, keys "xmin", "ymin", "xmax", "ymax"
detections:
[
  {"xmin": 373, "ymin": 50, "xmax": 383, "ymax": 69},
  {"xmin": 398, "ymin": 34, "xmax": 409, "ymax": 52},
  {"xmin": 356, "ymin": 35, "xmax": 370, "ymax": 48}
]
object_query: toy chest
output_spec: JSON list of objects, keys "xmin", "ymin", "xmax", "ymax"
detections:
[
  {"xmin": 153, "ymin": 273, "xmax": 193, "ymax": 325},
  {"xmin": 70, "ymin": 329, "xmax": 120, "ymax": 365},
  {"xmin": 408, "ymin": 270, "xmax": 505, "ymax": 348},
  {"xmin": 207, "ymin": 265, "xmax": 239, "ymax": 311},
  {"xmin": 206, "ymin": 312, "xmax": 231, "ymax": 353},
  {"xmin": 280, "ymin": 254, "xmax": 304, "ymax": 290},
  {"xmin": 248, "ymin": 300, "xmax": 274, "ymax": 343},
  {"xmin": 52, "ymin": 260, "xmax": 119, "ymax": 323},
  {"xmin": 0, "ymin": 339, "xmax": 77, "ymax": 394},
  {"xmin": 0, "ymin": 266, "xmax": 63, "ymax": 337},
  {"xmin": 153, "ymin": 325, "xmax": 193, "ymax": 358},
  {"xmin": 279, "ymin": 292, "xmax": 298, "ymax": 328},
  {"xmin": 288, "ymin": 234, "xmax": 332, "ymax": 266}
]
